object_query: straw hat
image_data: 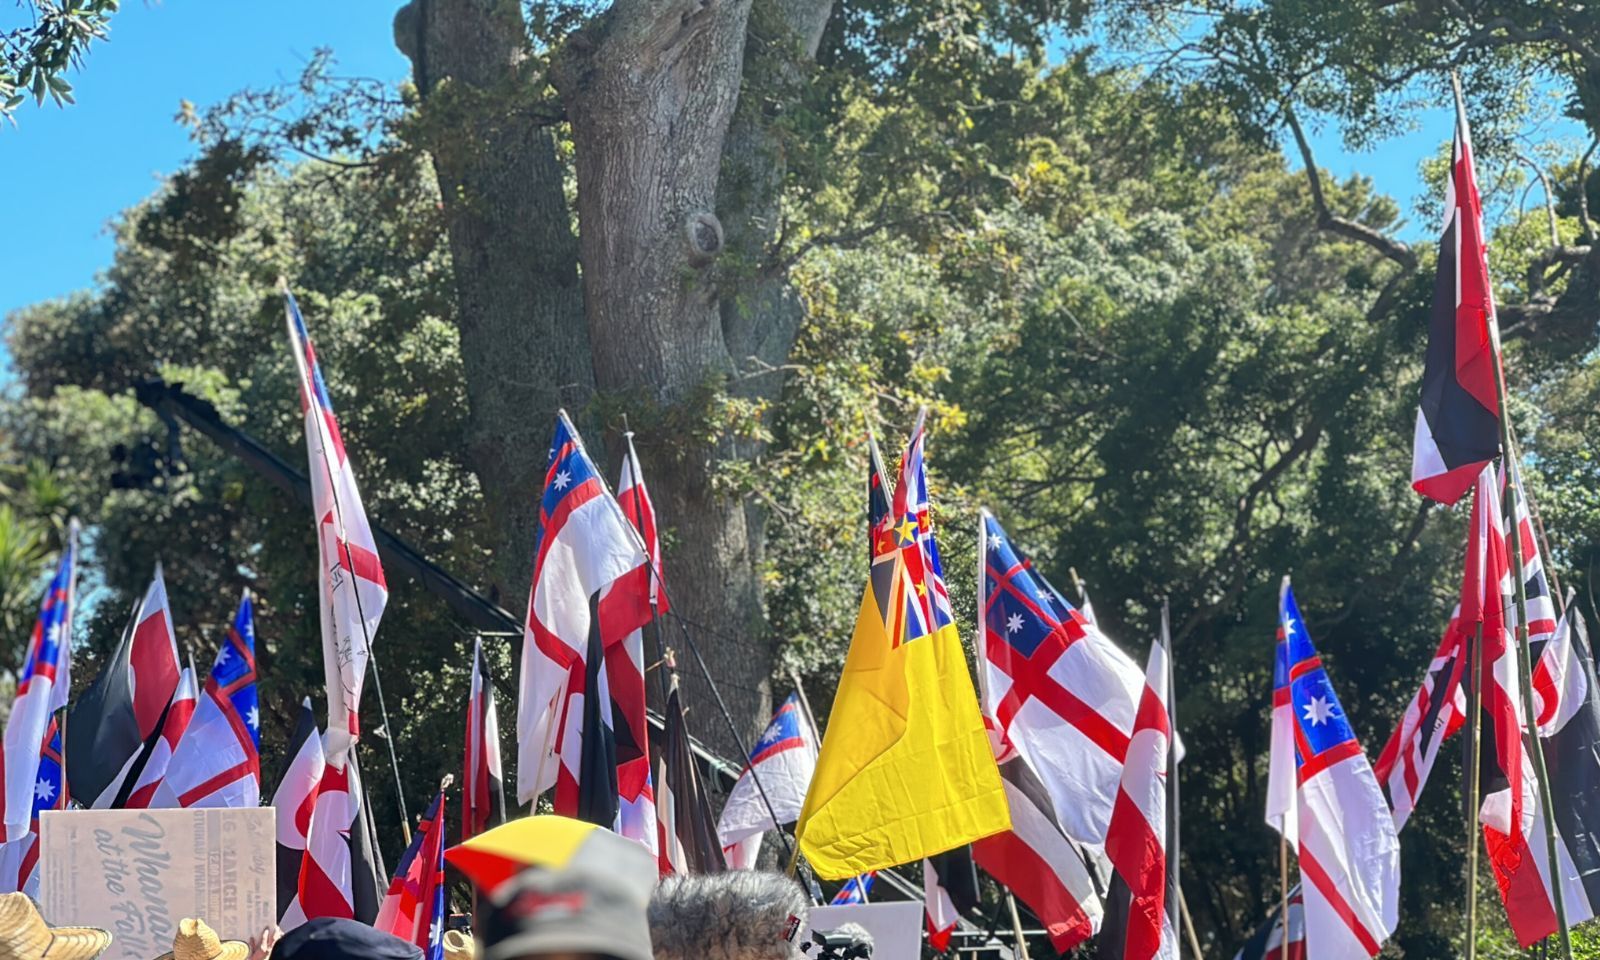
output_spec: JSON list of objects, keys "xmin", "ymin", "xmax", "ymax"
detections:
[
  {"xmin": 441, "ymin": 929, "xmax": 475, "ymax": 960},
  {"xmin": 0, "ymin": 892, "xmax": 112, "ymax": 960},
  {"xmin": 152, "ymin": 918, "xmax": 251, "ymax": 960}
]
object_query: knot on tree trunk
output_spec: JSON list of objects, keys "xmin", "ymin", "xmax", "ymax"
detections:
[{"xmin": 684, "ymin": 211, "xmax": 725, "ymax": 266}]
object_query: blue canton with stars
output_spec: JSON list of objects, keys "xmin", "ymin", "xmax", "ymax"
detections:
[
  {"xmin": 534, "ymin": 415, "xmax": 603, "ymax": 559},
  {"xmin": 748, "ymin": 694, "xmax": 806, "ymax": 766},
  {"xmin": 984, "ymin": 514, "xmax": 1085, "ymax": 659},
  {"xmin": 214, "ymin": 592, "xmax": 261, "ymax": 749},
  {"xmin": 1279, "ymin": 582, "xmax": 1357, "ymax": 766}
]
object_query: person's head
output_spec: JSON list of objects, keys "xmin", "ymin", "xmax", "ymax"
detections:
[
  {"xmin": 0, "ymin": 893, "xmax": 111, "ymax": 960},
  {"xmin": 154, "ymin": 918, "xmax": 249, "ymax": 960},
  {"xmin": 270, "ymin": 918, "xmax": 422, "ymax": 960},
  {"xmin": 479, "ymin": 862, "xmax": 654, "ymax": 960},
  {"xmin": 647, "ymin": 872, "xmax": 808, "ymax": 960}
]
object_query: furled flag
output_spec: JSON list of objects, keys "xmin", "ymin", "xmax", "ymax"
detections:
[
  {"xmin": 1234, "ymin": 887, "xmax": 1305, "ymax": 960},
  {"xmin": 973, "ymin": 752, "xmax": 1105, "ymax": 954},
  {"xmin": 1411, "ymin": 86, "xmax": 1502, "ymax": 504},
  {"xmin": 656, "ymin": 673, "xmax": 726, "ymax": 876},
  {"xmin": 294, "ymin": 751, "xmax": 385, "ymax": 927},
  {"xmin": 1268, "ymin": 579, "xmax": 1399, "ymax": 960},
  {"xmin": 1372, "ymin": 609, "xmax": 1468, "ymax": 830},
  {"xmin": 0, "ymin": 718, "xmax": 66, "ymax": 896},
  {"xmin": 463, "ymin": 636, "xmax": 506, "ymax": 842},
  {"xmin": 286, "ymin": 290, "xmax": 389, "ymax": 766},
  {"xmin": 517, "ymin": 411, "xmax": 649, "ymax": 807},
  {"xmin": 67, "ymin": 564, "xmax": 182, "ymax": 810},
  {"xmin": 155, "ymin": 590, "xmax": 262, "ymax": 808},
  {"xmin": 866, "ymin": 434, "xmax": 893, "ymax": 564},
  {"xmin": 831, "ymin": 872, "xmax": 876, "ymax": 905},
  {"xmin": 377, "ymin": 791, "xmax": 448, "ymax": 960},
  {"xmin": 924, "ymin": 851, "xmax": 978, "ymax": 952},
  {"xmin": 612, "ymin": 434, "xmax": 664, "ymax": 856},
  {"xmin": 798, "ymin": 419, "xmax": 1008, "ymax": 879},
  {"xmin": 1524, "ymin": 605, "xmax": 1600, "ymax": 932},
  {"xmin": 124, "ymin": 660, "xmax": 199, "ymax": 808},
  {"xmin": 1099, "ymin": 614, "xmax": 1178, "ymax": 960},
  {"xmin": 717, "ymin": 692, "xmax": 818, "ymax": 870},
  {"xmin": 274, "ymin": 700, "xmax": 326, "ymax": 926},
  {"xmin": 0, "ymin": 521, "xmax": 76, "ymax": 843},
  {"xmin": 978, "ymin": 510, "xmax": 1144, "ymax": 844},
  {"xmin": 1465, "ymin": 465, "xmax": 1598, "ymax": 945},
  {"xmin": 566, "ymin": 599, "xmax": 620, "ymax": 829}
]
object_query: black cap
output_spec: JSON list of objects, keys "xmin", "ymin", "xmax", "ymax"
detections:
[
  {"xmin": 482, "ymin": 865, "xmax": 653, "ymax": 960},
  {"xmin": 272, "ymin": 918, "xmax": 424, "ymax": 960}
]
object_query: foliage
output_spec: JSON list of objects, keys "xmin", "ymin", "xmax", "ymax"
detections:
[{"xmin": 1, "ymin": 0, "xmax": 117, "ymax": 120}]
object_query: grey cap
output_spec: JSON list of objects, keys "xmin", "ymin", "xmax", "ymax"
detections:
[{"xmin": 481, "ymin": 857, "xmax": 654, "ymax": 960}]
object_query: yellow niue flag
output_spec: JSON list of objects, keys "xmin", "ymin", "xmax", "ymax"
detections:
[{"xmin": 796, "ymin": 480, "xmax": 1009, "ymax": 878}]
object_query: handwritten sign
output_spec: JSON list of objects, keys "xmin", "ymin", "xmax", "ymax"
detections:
[
  {"xmin": 804, "ymin": 902, "xmax": 923, "ymax": 960},
  {"xmin": 40, "ymin": 807, "xmax": 276, "ymax": 960}
]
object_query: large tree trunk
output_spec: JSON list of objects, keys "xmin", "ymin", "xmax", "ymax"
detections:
[
  {"xmin": 394, "ymin": 0, "xmax": 591, "ymax": 608},
  {"xmin": 395, "ymin": 0, "xmax": 833, "ymax": 752},
  {"xmin": 553, "ymin": 0, "xmax": 773, "ymax": 748}
]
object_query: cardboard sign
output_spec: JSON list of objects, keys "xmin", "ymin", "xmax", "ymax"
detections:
[
  {"xmin": 803, "ymin": 902, "xmax": 924, "ymax": 960},
  {"xmin": 40, "ymin": 807, "xmax": 277, "ymax": 960}
]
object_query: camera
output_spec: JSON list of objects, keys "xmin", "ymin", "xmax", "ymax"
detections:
[{"xmin": 800, "ymin": 926, "xmax": 873, "ymax": 959}]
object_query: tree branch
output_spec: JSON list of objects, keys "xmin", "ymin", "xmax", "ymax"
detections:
[{"xmin": 1284, "ymin": 105, "xmax": 1419, "ymax": 271}]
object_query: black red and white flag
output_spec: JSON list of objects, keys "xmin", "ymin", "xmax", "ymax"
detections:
[
  {"xmin": 66, "ymin": 566, "xmax": 182, "ymax": 809},
  {"xmin": 613, "ymin": 436, "xmax": 663, "ymax": 857},
  {"xmin": 973, "ymin": 752, "xmax": 1105, "ymax": 954},
  {"xmin": 1098, "ymin": 613, "xmax": 1178, "ymax": 960},
  {"xmin": 923, "ymin": 849, "xmax": 979, "ymax": 952},
  {"xmin": 1411, "ymin": 89, "xmax": 1502, "ymax": 504},
  {"xmin": 274, "ymin": 699, "xmax": 326, "ymax": 926},
  {"xmin": 656, "ymin": 676, "xmax": 726, "ymax": 876},
  {"xmin": 462, "ymin": 636, "xmax": 506, "ymax": 842}
]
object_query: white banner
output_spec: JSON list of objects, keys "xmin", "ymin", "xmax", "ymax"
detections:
[{"xmin": 40, "ymin": 807, "xmax": 276, "ymax": 960}]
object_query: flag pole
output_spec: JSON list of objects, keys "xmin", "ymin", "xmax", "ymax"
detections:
[
  {"xmin": 1481, "ymin": 231, "xmax": 1574, "ymax": 960},
  {"xmin": 1464, "ymin": 620, "xmax": 1484, "ymax": 960},
  {"xmin": 1279, "ymin": 835, "xmax": 1290, "ymax": 960},
  {"xmin": 1005, "ymin": 892, "xmax": 1032, "ymax": 960}
]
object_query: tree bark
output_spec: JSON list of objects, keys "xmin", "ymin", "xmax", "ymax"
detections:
[
  {"xmin": 395, "ymin": 0, "xmax": 591, "ymax": 609},
  {"xmin": 396, "ymin": 0, "xmax": 835, "ymax": 751}
]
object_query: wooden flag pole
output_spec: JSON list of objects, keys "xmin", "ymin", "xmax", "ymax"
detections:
[
  {"xmin": 1464, "ymin": 621, "xmax": 1484, "ymax": 960},
  {"xmin": 1005, "ymin": 892, "xmax": 1032, "ymax": 960},
  {"xmin": 1178, "ymin": 888, "xmax": 1204, "ymax": 960}
]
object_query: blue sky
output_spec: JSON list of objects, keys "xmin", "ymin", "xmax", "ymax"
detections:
[
  {"xmin": 0, "ymin": 1, "xmax": 410, "ymax": 324},
  {"xmin": 0, "ymin": 3, "xmax": 1578, "ymax": 328}
]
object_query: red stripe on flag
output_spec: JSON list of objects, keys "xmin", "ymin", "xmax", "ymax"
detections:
[{"xmin": 1299, "ymin": 844, "xmax": 1382, "ymax": 956}]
